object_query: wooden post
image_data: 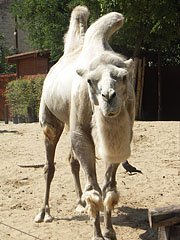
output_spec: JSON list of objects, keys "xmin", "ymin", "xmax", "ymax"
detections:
[
  {"xmin": 135, "ymin": 58, "xmax": 142, "ymax": 119},
  {"xmin": 158, "ymin": 52, "xmax": 161, "ymax": 120},
  {"xmin": 132, "ymin": 57, "xmax": 139, "ymax": 89},
  {"xmin": 149, "ymin": 205, "xmax": 180, "ymax": 240},
  {"xmin": 138, "ymin": 57, "xmax": 145, "ymax": 119},
  {"xmin": 4, "ymin": 104, "xmax": 9, "ymax": 124},
  {"xmin": 158, "ymin": 225, "xmax": 180, "ymax": 240}
]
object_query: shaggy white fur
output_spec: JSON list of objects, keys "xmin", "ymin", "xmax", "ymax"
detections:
[
  {"xmin": 82, "ymin": 189, "xmax": 104, "ymax": 219},
  {"xmin": 104, "ymin": 191, "xmax": 120, "ymax": 211}
]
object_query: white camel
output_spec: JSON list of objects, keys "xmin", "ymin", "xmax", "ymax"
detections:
[{"xmin": 35, "ymin": 6, "xmax": 135, "ymax": 240}]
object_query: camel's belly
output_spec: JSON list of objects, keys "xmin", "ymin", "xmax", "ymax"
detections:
[{"xmin": 42, "ymin": 64, "xmax": 75, "ymax": 126}]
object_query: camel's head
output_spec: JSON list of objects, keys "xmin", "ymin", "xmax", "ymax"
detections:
[{"xmin": 76, "ymin": 52, "xmax": 134, "ymax": 118}]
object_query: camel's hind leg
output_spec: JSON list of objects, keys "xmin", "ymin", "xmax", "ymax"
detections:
[
  {"xmin": 35, "ymin": 104, "xmax": 64, "ymax": 223},
  {"xmin": 68, "ymin": 149, "xmax": 86, "ymax": 212}
]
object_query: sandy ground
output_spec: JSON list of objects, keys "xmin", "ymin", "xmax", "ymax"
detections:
[{"xmin": 0, "ymin": 121, "xmax": 179, "ymax": 240}]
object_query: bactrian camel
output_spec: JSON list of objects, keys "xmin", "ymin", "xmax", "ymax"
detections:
[{"xmin": 35, "ymin": 6, "xmax": 135, "ymax": 240}]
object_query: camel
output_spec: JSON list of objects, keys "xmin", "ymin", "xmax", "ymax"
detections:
[{"xmin": 35, "ymin": 6, "xmax": 135, "ymax": 240}]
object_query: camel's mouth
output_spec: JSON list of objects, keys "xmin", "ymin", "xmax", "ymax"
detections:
[{"xmin": 106, "ymin": 109, "xmax": 120, "ymax": 118}]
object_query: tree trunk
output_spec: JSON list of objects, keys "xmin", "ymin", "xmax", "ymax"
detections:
[{"xmin": 133, "ymin": 24, "xmax": 144, "ymax": 58}]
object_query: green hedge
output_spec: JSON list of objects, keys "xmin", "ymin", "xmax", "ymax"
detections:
[{"xmin": 5, "ymin": 75, "xmax": 44, "ymax": 122}]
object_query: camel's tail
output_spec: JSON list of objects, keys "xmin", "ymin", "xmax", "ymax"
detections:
[{"xmin": 64, "ymin": 6, "xmax": 89, "ymax": 55}]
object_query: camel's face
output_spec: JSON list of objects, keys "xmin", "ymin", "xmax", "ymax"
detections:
[{"xmin": 77, "ymin": 64, "xmax": 130, "ymax": 118}]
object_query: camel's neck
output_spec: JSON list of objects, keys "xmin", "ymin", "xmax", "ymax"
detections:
[{"xmin": 92, "ymin": 106, "xmax": 132, "ymax": 163}]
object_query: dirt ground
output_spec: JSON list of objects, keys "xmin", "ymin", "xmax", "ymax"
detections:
[{"xmin": 0, "ymin": 121, "xmax": 179, "ymax": 240}]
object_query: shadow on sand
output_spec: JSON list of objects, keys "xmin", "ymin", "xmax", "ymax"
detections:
[
  {"xmin": 112, "ymin": 206, "xmax": 157, "ymax": 240},
  {"xmin": 55, "ymin": 205, "xmax": 157, "ymax": 239},
  {"xmin": 0, "ymin": 130, "xmax": 19, "ymax": 134}
]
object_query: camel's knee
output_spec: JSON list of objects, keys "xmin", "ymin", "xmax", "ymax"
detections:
[
  {"xmin": 82, "ymin": 186, "xmax": 103, "ymax": 219},
  {"xmin": 42, "ymin": 122, "xmax": 57, "ymax": 144},
  {"xmin": 69, "ymin": 156, "xmax": 80, "ymax": 174}
]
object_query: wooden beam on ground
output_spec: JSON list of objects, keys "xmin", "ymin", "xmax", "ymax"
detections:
[{"xmin": 148, "ymin": 205, "xmax": 180, "ymax": 228}]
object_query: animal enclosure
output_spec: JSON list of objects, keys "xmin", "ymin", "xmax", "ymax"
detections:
[{"xmin": 0, "ymin": 121, "xmax": 179, "ymax": 240}]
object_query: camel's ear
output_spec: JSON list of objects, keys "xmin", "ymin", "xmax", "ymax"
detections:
[
  {"xmin": 124, "ymin": 59, "xmax": 134, "ymax": 71},
  {"xmin": 76, "ymin": 68, "xmax": 87, "ymax": 78}
]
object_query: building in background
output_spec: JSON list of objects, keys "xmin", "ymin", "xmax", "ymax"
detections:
[{"xmin": 0, "ymin": 0, "xmax": 33, "ymax": 53}]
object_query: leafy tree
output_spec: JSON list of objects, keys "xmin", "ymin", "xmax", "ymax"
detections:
[
  {"xmin": 10, "ymin": 0, "xmax": 100, "ymax": 62},
  {"xmin": 98, "ymin": 0, "xmax": 180, "ymax": 65},
  {"xmin": 0, "ymin": 32, "xmax": 16, "ymax": 73},
  {"xmin": 5, "ymin": 75, "xmax": 44, "ymax": 120},
  {"xmin": 10, "ymin": 0, "xmax": 180, "ymax": 65}
]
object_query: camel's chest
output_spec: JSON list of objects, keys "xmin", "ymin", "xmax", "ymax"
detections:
[{"xmin": 92, "ymin": 110, "xmax": 132, "ymax": 163}]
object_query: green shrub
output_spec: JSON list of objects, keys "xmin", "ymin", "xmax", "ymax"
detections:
[{"xmin": 5, "ymin": 75, "xmax": 44, "ymax": 121}]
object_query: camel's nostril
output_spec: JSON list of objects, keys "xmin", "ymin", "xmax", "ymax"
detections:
[
  {"xmin": 102, "ymin": 91, "xmax": 116, "ymax": 102},
  {"xmin": 102, "ymin": 93, "xmax": 108, "ymax": 102},
  {"xmin": 109, "ymin": 91, "xmax": 116, "ymax": 102},
  {"xmin": 111, "ymin": 92, "xmax": 116, "ymax": 99}
]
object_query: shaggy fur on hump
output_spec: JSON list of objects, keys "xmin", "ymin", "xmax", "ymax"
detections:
[
  {"xmin": 80, "ymin": 11, "xmax": 124, "ymax": 60},
  {"xmin": 64, "ymin": 6, "xmax": 89, "ymax": 55}
]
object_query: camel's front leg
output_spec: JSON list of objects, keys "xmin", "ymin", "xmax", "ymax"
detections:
[
  {"xmin": 102, "ymin": 163, "xmax": 120, "ymax": 240},
  {"xmin": 71, "ymin": 130, "xmax": 104, "ymax": 240},
  {"xmin": 35, "ymin": 121, "xmax": 64, "ymax": 223}
]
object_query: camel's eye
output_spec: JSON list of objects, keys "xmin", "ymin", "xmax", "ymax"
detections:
[
  {"xmin": 123, "ymin": 75, "xmax": 127, "ymax": 83},
  {"xmin": 110, "ymin": 72, "xmax": 120, "ymax": 81}
]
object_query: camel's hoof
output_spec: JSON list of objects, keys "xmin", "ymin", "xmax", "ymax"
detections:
[
  {"xmin": 34, "ymin": 210, "xmax": 45, "ymax": 223},
  {"xmin": 34, "ymin": 206, "xmax": 53, "ymax": 223},
  {"xmin": 76, "ymin": 203, "xmax": 85, "ymax": 213},
  {"xmin": 103, "ymin": 229, "xmax": 117, "ymax": 240},
  {"xmin": 44, "ymin": 213, "xmax": 53, "ymax": 222}
]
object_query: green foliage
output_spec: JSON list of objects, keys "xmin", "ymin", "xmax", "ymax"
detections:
[
  {"xmin": 0, "ymin": 32, "xmax": 16, "ymax": 73},
  {"xmin": 10, "ymin": 0, "xmax": 100, "ymax": 62},
  {"xmin": 98, "ymin": 0, "xmax": 180, "ymax": 56},
  {"xmin": 5, "ymin": 75, "xmax": 44, "ymax": 120},
  {"xmin": 10, "ymin": 0, "xmax": 180, "ymax": 65}
]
